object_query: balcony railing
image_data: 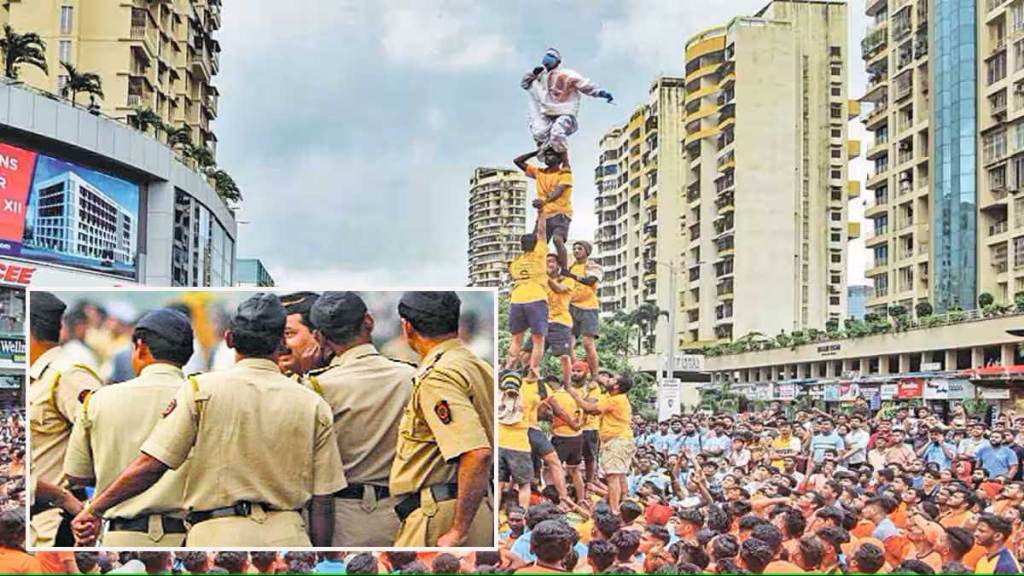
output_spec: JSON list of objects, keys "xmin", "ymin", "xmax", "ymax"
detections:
[{"xmin": 991, "ymin": 220, "xmax": 1009, "ymax": 235}]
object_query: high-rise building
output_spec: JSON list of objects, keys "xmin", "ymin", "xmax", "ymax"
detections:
[
  {"xmin": 681, "ymin": 0, "xmax": 855, "ymax": 344},
  {"xmin": 467, "ymin": 167, "xmax": 527, "ymax": 290},
  {"xmin": 848, "ymin": 284, "xmax": 871, "ymax": 319},
  {"xmin": 593, "ymin": 77, "xmax": 686, "ymax": 350},
  {"xmin": 2, "ymin": 0, "xmax": 222, "ymax": 156},
  {"xmin": 236, "ymin": 258, "xmax": 275, "ymax": 287}
]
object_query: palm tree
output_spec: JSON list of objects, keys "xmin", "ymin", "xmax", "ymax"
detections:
[
  {"xmin": 208, "ymin": 169, "xmax": 242, "ymax": 204},
  {"xmin": 630, "ymin": 302, "xmax": 667, "ymax": 355},
  {"xmin": 129, "ymin": 106, "xmax": 163, "ymax": 136},
  {"xmin": 163, "ymin": 124, "xmax": 192, "ymax": 151},
  {"xmin": 59, "ymin": 62, "xmax": 103, "ymax": 106},
  {"xmin": 184, "ymin": 144, "xmax": 215, "ymax": 170},
  {"xmin": 0, "ymin": 25, "xmax": 47, "ymax": 80}
]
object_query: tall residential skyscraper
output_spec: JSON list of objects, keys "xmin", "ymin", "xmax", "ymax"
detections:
[
  {"xmin": 2, "ymin": 0, "xmax": 222, "ymax": 156},
  {"xmin": 467, "ymin": 167, "xmax": 528, "ymax": 289},
  {"xmin": 593, "ymin": 77, "xmax": 686, "ymax": 350},
  {"xmin": 681, "ymin": 0, "xmax": 855, "ymax": 344},
  {"xmin": 860, "ymin": 0, "xmax": 932, "ymax": 314}
]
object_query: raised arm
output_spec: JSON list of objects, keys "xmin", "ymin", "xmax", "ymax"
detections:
[
  {"xmin": 535, "ymin": 203, "xmax": 547, "ymax": 244},
  {"xmin": 513, "ymin": 150, "xmax": 538, "ymax": 173},
  {"xmin": 564, "ymin": 383, "xmax": 601, "ymax": 415}
]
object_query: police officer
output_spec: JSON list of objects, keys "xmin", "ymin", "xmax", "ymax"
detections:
[
  {"xmin": 63, "ymin": 308, "xmax": 195, "ymax": 547},
  {"xmin": 301, "ymin": 291, "xmax": 415, "ymax": 546},
  {"xmin": 71, "ymin": 293, "xmax": 347, "ymax": 547},
  {"xmin": 27, "ymin": 291, "xmax": 101, "ymax": 547},
  {"xmin": 389, "ymin": 292, "xmax": 494, "ymax": 547}
]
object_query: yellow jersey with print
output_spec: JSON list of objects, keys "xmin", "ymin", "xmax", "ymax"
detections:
[
  {"xmin": 581, "ymin": 384, "xmax": 607, "ymax": 431},
  {"xmin": 509, "ymin": 242, "xmax": 549, "ymax": 304},
  {"xmin": 546, "ymin": 276, "xmax": 575, "ymax": 327},
  {"xmin": 597, "ymin": 393, "xmax": 633, "ymax": 443},
  {"xmin": 550, "ymin": 389, "xmax": 582, "ymax": 438},
  {"xmin": 525, "ymin": 164, "xmax": 572, "ymax": 218},
  {"xmin": 569, "ymin": 262, "xmax": 600, "ymax": 310}
]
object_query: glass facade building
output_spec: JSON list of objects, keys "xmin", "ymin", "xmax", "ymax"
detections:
[
  {"xmin": 172, "ymin": 189, "xmax": 235, "ymax": 287},
  {"xmin": 932, "ymin": 0, "xmax": 978, "ymax": 311}
]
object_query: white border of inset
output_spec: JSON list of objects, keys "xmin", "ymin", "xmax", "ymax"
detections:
[{"xmin": 24, "ymin": 285, "xmax": 500, "ymax": 553}]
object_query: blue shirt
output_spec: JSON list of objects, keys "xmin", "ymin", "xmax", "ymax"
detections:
[
  {"xmin": 704, "ymin": 434, "xmax": 732, "ymax": 457},
  {"xmin": 811, "ymin": 432, "xmax": 846, "ymax": 463},
  {"xmin": 978, "ymin": 445, "xmax": 1019, "ymax": 478},
  {"xmin": 872, "ymin": 517, "xmax": 899, "ymax": 541},
  {"xmin": 511, "ymin": 529, "xmax": 588, "ymax": 563},
  {"xmin": 922, "ymin": 441, "xmax": 954, "ymax": 468},
  {"xmin": 315, "ymin": 560, "xmax": 346, "ymax": 574},
  {"xmin": 652, "ymin": 432, "xmax": 678, "ymax": 453},
  {"xmin": 680, "ymin": 433, "xmax": 702, "ymax": 455}
]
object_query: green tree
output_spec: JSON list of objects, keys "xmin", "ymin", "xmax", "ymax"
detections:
[
  {"xmin": 163, "ymin": 124, "xmax": 193, "ymax": 151},
  {"xmin": 915, "ymin": 301, "xmax": 933, "ymax": 318},
  {"xmin": 59, "ymin": 62, "xmax": 103, "ymax": 106},
  {"xmin": 184, "ymin": 143, "xmax": 215, "ymax": 170},
  {"xmin": 979, "ymin": 292, "xmax": 995, "ymax": 308},
  {"xmin": 207, "ymin": 169, "xmax": 242, "ymax": 204},
  {"xmin": 129, "ymin": 107, "xmax": 163, "ymax": 136},
  {"xmin": 0, "ymin": 25, "xmax": 46, "ymax": 80}
]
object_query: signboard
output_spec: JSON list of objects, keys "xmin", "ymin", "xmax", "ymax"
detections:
[
  {"xmin": 880, "ymin": 383, "xmax": 898, "ymax": 400},
  {"xmin": 777, "ymin": 383, "xmax": 797, "ymax": 401},
  {"xmin": 948, "ymin": 379, "xmax": 973, "ymax": 400},
  {"xmin": 755, "ymin": 384, "xmax": 772, "ymax": 401},
  {"xmin": 817, "ymin": 343, "xmax": 841, "ymax": 357},
  {"xmin": 0, "ymin": 336, "xmax": 24, "ymax": 363},
  {"xmin": 980, "ymin": 387, "xmax": 1011, "ymax": 400},
  {"xmin": 897, "ymin": 378, "xmax": 924, "ymax": 399},
  {"xmin": 839, "ymin": 382, "xmax": 860, "ymax": 402},
  {"xmin": 924, "ymin": 379, "xmax": 949, "ymax": 400},
  {"xmin": 658, "ymin": 378, "xmax": 681, "ymax": 422},
  {"xmin": 921, "ymin": 362, "xmax": 942, "ymax": 372},
  {"xmin": 672, "ymin": 354, "xmax": 705, "ymax": 372},
  {"xmin": 0, "ymin": 140, "xmax": 140, "ymax": 280},
  {"xmin": 824, "ymin": 383, "xmax": 840, "ymax": 402}
]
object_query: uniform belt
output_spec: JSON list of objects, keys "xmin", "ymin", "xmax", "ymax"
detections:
[
  {"xmin": 108, "ymin": 515, "xmax": 186, "ymax": 534},
  {"xmin": 186, "ymin": 502, "xmax": 281, "ymax": 525},
  {"xmin": 395, "ymin": 483, "xmax": 458, "ymax": 523},
  {"xmin": 335, "ymin": 484, "xmax": 390, "ymax": 500}
]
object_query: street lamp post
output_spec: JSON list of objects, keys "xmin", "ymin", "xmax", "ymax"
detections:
[{"xmin": 653, "ymin": 259, "xmax": 679, "ymax": 382}]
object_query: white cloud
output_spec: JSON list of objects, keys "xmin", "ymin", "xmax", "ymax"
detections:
[
  {"xmin": 379, "ymin": 1, "xmax": 515, "ymax": 72},
  {"xmin": 267, "ymin": 263, "xmax": 463, "ymax": 289}
]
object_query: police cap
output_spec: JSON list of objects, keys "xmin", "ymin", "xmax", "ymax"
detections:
[
  {"xmin": 309, "ymin": 291, "xmax": 366, "ymax": 342},
  {"xmin": 30, "ymin": 291, "xmax": 66, "ymax": 333},
  {"xmin": 136, "ymin": 308, "xmax": 194, "ymax": 346},
  {"xmin": 231, "ymin": 293, "xmax": 286, "ymax": 334}
]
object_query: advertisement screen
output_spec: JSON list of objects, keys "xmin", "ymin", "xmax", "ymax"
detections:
[{"xmin": 0, "ymin": 140, "xmax": 139, "ymax": 280}]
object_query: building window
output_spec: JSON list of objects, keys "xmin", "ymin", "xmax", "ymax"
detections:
[
  {"xmin": 831, "ymin": 147, "xmax": 843, "ymax": 158},
  {"xmin": 59, "ymin": 40, "xmax": 71, "ymax": 64},
  {"xmin": 830, "ymin": 211, "xmax": 842, "ymax": 222},
  {"xmin": 831, "ymin": 274, "xmax": 841, "ymax": 284},
  {"xmin": 831, "ymin": 253, "xmax": 842, "ymax": 264},
  {"xmin": 831, "ymin": 128, "xmax": 842, "ymax": 138},
  {"xmin": 831, "ymin": 232, "xmax": 841, "ymax": 242},
  {"xmin": 830, "ymin": 46, "xmax": 841, "ymax": 57},
  {"xmin": 831, "ymin": 65, "xmax": 841, "ymax": 76},
  {"xmin": 984, "ymin": 129, "xmax": 1008, "ymax": 163},
  {"xmin": 60, "ymin": 6, "xmax": 73, "ymax": 34},
  {"xmin": 831, "ymin": 186, "xmax": 843, "ymax": 201},
  {"xmin": 830, "ymin": 296, "xmax": 841, "ymax": 305},
  {"xmin": 1015, "ymin": 236, "xmax": 1024, "ymax": 269},
  {"xmin": 831, "ymin": 86, "xmax": 842, "ymax": 96},
  {"xmin": 831, "ymin": 169, "xmax": 842, "ymax": 179},
  {"xmin": 988, "ymin": 52, "xmax": 1007, "ymax": 85},
  {"xmin": 830, "ymin": 104, "xmax": 842, "ymax": 118}
]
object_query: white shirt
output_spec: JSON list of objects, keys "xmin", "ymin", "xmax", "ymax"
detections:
[
  {"xmin": 845, "ymin": 429, "xmax": 870, "ymax": 464},
  {"xmin": 534, "ymin": 67, "xmax": 602, "ymax": 117}
]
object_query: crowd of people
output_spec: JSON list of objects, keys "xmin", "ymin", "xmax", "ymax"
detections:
[{"xmin": 23, "ymin": 289, "xmax": 495, "ymax": 552}]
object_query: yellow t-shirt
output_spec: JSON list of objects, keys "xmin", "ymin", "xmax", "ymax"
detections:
[
  {"xmin": 509, "ymin": 242, "xmax": 549, "ymax": 304},
  {"xmin": 499, "ymin": 385, "xmax": 540, "ymax": 453},
  {"xmin": 582, "ymin": 384, "xmax": 606, "ymax": 431},
  {"xmin": 521, "ymin": 379, "xmax": 543, "ymax": 431},
  {"xmin": 546, "ymin": 276, "xmax": 575, "ymax": 327},
  {"xmin": 525, "ymin": 164, "xmax": 573, "ymax": 218},
  {"xmin": 569, "ymin": 262, "xmax": 600, "ymax": 310},
  {"xmin": 597, "ymin": 394, "xmax": 633, "ymax": 443},
  {"xmin": 771, "ymin": 436, "xmax": 802, "ymax": 469},
  {"xmin": 550, "ymin": 389, "xmax": 582, "ymax": 438}
]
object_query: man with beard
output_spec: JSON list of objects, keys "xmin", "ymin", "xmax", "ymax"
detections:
[
  {"xmin": 977, "ymin": 431, "xmax": 1019, "ymax": 480},
  {"xmin": 958, "ymin": 424, "xmax": 991, "ymax": 457},
  {"xmin": 991, "ymin": 481, "xmax": 1024, "ymax": 514},
  {"xmin": 974, "ymin": 512, "xmax": 1022, "ymax": 573},
  {"xmin": 938, "ymin": 487, "xmax": 976, "ymax": 528}
]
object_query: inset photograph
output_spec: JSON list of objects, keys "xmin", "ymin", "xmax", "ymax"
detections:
[{"xmin": 26, "ymin": 289, "xmax": 496, "ymax": 549}]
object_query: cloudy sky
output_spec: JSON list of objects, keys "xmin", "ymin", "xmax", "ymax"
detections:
[{"xmin": 216, "ymin": 0, "xmax": 869, "ymax": 287}]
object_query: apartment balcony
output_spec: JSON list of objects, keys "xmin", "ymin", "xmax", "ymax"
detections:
[
  {"xmin": 865, "ymin": 199, "xmax": 889, "ymax": 218},
  {"xmin": 865, "ymin": 229, "xmax": 889, "ymax": 247},
  {"xmin": 130, "ymin": 21, "xmax": 159, "ymax": 58},
  {"xmin": 848, "ymin": 181, "xmax": 862, "ymax": 200},
  {"xmin": 987, "ymin": 0, "xmax": 1009, "ymax": 14},
  {"xmin": 865, "ymin": 260, "xmax": 889, "ymax": 277},
  {"xmin": 866, "ymin": 138, "xmax": 888, "ymax": 160},
  {"xmin": 866, "ymin": 0, "xmax": 888, "ymax": 17},
  {"xmin": 862, "ymin": 22, "xmax": 889, "ymax": 60},
  {"xmin": 191, "ymin": 47, "xmax": 212, "ymax": 81},
  {"xmin": 989, "ymin": 220, "xmax": 1010, "ymax": 240},
  {"xmin": 848, "ymin": 139, "xmax": 862, "ymax": 159},
  {"xmin": 866, "ymin": 169, "xmax": 889, "ymax": 189}
]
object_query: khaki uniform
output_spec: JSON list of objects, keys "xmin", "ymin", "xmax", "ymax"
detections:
[
  {"xmin": 28, "ymin": 346, "xmax": 101, "ymax": 547},
  {"xmin": 389, "ymin": 339, "xmax": 495, "ymax": 547},
  {"xmin": 140, "ymin": 358, "xmax": 346, "ymax": 547},
  {"xmin": 305, "ymin": 343, "xmax": 415, "ymax": 546},
  {"xmin": 63, "ymin": 363, "xmax": 190, "ymax": 547}
]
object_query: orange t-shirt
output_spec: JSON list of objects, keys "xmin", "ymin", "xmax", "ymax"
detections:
[
  {"xmin": 890, "ymin": 503, "xmax": 908, "ymax": 529},
  {"xmin": 0, "ymin": 548, "xmax": 43, "ymax": 574},
  {"xmin": 963, "ymin": 544, "xmax": 988, "ymax": 570},
  {"xmin": 940, "ymin": 510, "xmax": 974, "ymax": 528},
  {"xmin": 36, "ymin": 552, "xmax": 75, "ymax": 574},
  {"xmin": 765, "ymin": 560, "xmax": 804, "ymax": 573},
  {"xmin": 852, "ymin": 519, "xmax": 876, "ymax": 539}
]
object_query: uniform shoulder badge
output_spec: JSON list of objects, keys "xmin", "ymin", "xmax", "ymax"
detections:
[
  {"xmin": 161, "ymin": 399, "xmax": 177, "ymax": 418},
  {"xmin": 386, "ymin": 356, "xmax": 418, "ymax": 368},
  {"xmin": 434, "ymin": 400, "xmax": 452, "ymax": 425}
]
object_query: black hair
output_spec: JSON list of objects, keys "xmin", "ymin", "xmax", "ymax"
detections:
[
  {"xmin": 817, "ymin": 506, "xmax": 847, "ymax": 526},
  {"xmin": 939, "ymin": 561, "xmax": 973, "ymax": 574},
  {"xmin": 384, "ymin": 551, "xmax": 418, "ymax": 571},
  {"xmin": 29, "ymin": 317, "xmax": 60, "ymax": 343},
  {"xmin": 521, "ymin": 232, "xmax": 539, "ymax": 253},
  {"xmin": 739, "ymin": 538, "xmax": 774, "ymax": 573},
  {"xmin": 738, "ymin": 514, "xmax": 768, "ymax": 533},
  {"xmin": 249, "ymin": 552, "xmax": 278, "ymax": 573},
  {"xmin": 475, "ymin": 551, "xmax": 500, "ymax": 567},
  {"xmin": 229, "ymin": 318, "xmax": 283, "ymax": 357},
  {"xmin": 677, "ymin": 541, "xmax": 710, "ymax": 570},
  {"xmin": 532, "ymin": 519, "xmax": 576, "ymax": 564},
  {"xmin": 138, "ymin": 552, "xmax": 173, "ymax": 573},
  {"xmin": 178, "ymin": 551, "xmax": 209, "ymax": 573},
  {"xmin": 431, "ymin": 553, "xmax": 461, "ymax": 574},
  {"xmin": 0, "ymin": 509, "xmax": 23, "ymax": 550},
  {"xmin": 707, "ymin": 504, "xmax": 732, "ymax": 533},
  {"xmin": 616, "ymin": 372, "xmax": 635, "ymax": 394},
  {"xmin": 978, "ymin": 512, "xmax": 1014, "ymax": 539},
  {"xmin": 132, "ymin": 327, "xmax": 193, "ymax": 366},
  {"xmin": 782, "ymin": 508, "xmax": 807, "ymax": 538},
  {"xmin": 588, "ymin": 539, "xmax": 617, "ymax": 573},
  {"xmin": 594, "ymin": 511, "xmax": 622, "ymax": 539},
  {"xmin": 944, "ymin": 526, "xmax": 974, "ymax": 559},
  {"xmin": 646, "ymin": 524, "xmax": 671, "ymax": 546},
  {"xmin": 619, "ymin": 500, "xmax": 643, "ymax": 523},
  {"xmin": 610, "ymin": 528, "xmax": 641, "ymax": 562},
  {"xmin": 676, "ymin": 508, "xmax": 704, "ymax": 528},
  {"xmin": 346, "ymin": 553, "xmax": 378, "ymax": 575},
  {"xmin": 797, "ymin": 536, "xmax": 825, "ymax": 570},
  {"xmin": 853, "ymin": 542, "xmax": 885, "ymax": 573},
  {"xmin": 815, "ymin": 526, "xmax": 850, "ymax": 556},
  {"xmin": 894, "ymin": 559, "xmax": 936, "ymax": 575},
  {"xmin": 750, "ymin": 522, "xmax": 783, "ymax": 554},
  {"xmin": 398, "ymin": 561, "xmax": 429, "ymax": 574},
  {"xmin": 527, "ymin": 503, "xmax": 563, "ymax": 530},
  {"xmin": 214, "ymin": 552, "xmax": 248, "ymax": 574},
  {"xmin": 711, "ymin": 534, "xmax": 740, "ymax": 561},
  {"xmin": 281, "ymin": 292, "xmax": 319, "ymax": 330}
]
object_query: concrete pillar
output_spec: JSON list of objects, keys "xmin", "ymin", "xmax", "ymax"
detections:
[
  {"xmin": 899, "ymin": 353, "xmax": 911, "ymax": 373},
  {"xmin": 841, "ymin": 359, "xmax": 852, "ymax": 375},
  {"xmin": 760, "ymin": 367, "xmax": 769, "ymax": 382},
  {"xmin": 796, "ymin": 364, "xmax": 806, "ymax": 379},
  {"xmin": 945, "ymin": 349, "xmax": 958, "ymax": 371},
  {"xmin": 972, "ymin": 347, "xmax": 984, "ymax": 369},
  {"xmin": 879, "ymin": 356, "xmax": 890, "ymax": 375},
  {"xmin": 1002, "ymin": 343, "xmax": 1016, "ymax": 367},
  {"xmin": 859, "ymin": 358, "xmax": 869, "ymax": 375}
]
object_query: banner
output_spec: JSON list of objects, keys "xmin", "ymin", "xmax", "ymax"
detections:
[
  {"xmin": 980, "ymin": 387, "xmax": 1011, "ymax": 400},
  {"xmin": 880, "ymin": 383, "xmax": 898, "ymax": 400},
  {"xmin": 897, "ymin": 378, "xmax": 924, "ymax": 399},
  {"xmin": 777, "ymin": 383, "xmax": 796, "ymax": 401},
  {"xmin": 824, "ymin": 383, "xmax": 840, "ymax": 402},
  {"xmin": 0, "ymin": 336, "xmax": 24, "ymax": 363},
  {"xmin": 0, "ymin": 139, "xmax": 139, "ymax": 280},
  {"xmin": 839, "ymin": 382, "xmax": 860, "ymax": 402},
  {"xmin": 657, "ymin": 379, "xmax": 681, "ymax": 422},
  {"xmin": 924, "ymin": 379, "xmax": 949, "ymax": 400}
]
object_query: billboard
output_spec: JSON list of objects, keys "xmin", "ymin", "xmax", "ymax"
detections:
[{"xmin": 0, "ymin": 141, "xmax": 139, "ymax": 280}]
